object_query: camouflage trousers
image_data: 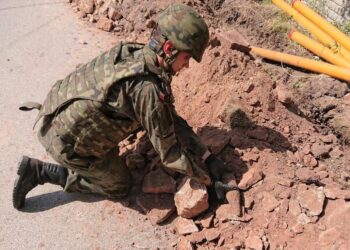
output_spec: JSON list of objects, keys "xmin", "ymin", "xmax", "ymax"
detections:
[{"xmin": 37, "ymin": 119, "xmax": 132, "ymax": 198}]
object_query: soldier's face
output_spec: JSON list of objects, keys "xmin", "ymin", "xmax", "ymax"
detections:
[{"xmin": 172, "ymin": 52, "xmax": 191, "ymax": 73}]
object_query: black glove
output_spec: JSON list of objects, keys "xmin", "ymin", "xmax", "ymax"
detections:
[
  {"xmin": 205, "ymin": 154, "xmax": 239, "ymax": 200},
  {"xmin": 205, "ymin": 154, "xmax": 229, "ymax": 182}
]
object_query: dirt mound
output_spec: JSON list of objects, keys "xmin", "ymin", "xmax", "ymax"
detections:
[{"xmin": 69, "ymin": 0, "xmax": 350, "ymax": 249}]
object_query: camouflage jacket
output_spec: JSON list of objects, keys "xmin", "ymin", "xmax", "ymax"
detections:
[{"xmin": 25, "ymin": 42, "xmax": 210, "ymax": 185}]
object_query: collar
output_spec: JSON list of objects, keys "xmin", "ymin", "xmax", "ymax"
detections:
[{"xmin": 142, "ymin": 45, "xmax": 172, "ymax": 85}]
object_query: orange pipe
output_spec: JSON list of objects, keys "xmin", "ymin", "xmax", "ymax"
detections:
[
  {"xmin": 292, "ymin": 0, "xmax": 350, "ymax": 53},
  {"xmin": 288, "ymin": 30, "xmax": 350, "ymax": 69},
  {"xmin": 250, "ymin": 46, "xmax": 350, "ymax": 82},
  {"xmin": 271, "ymin": 0, "xmax": 350, "ymax": 58}
]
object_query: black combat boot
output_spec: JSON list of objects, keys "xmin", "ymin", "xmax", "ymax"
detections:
[{"xmin": 13, "ymin": 155, "xmax": 68, "ymax": 209}]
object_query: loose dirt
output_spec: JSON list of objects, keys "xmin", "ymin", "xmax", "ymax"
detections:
[{"xmin": 69, "ymin": 0, "xmax": 350, "ymax": 249}]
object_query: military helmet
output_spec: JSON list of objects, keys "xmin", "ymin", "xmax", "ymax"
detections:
[{"xmin": 156, "ymin": 4, "xmax": 209, "ymax": 62}]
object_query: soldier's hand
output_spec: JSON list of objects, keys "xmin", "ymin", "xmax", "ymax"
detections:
[
  {"xmin": 214, "ymin": 181, "xmax": 239, "ymax": 200},
  {"xmin": 205, "ymin": 154, "xmax": 230, "ymax": 182}
]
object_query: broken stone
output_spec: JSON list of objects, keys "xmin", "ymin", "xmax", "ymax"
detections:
[
  {"xmin": 296, "ymin": 184, "xmax": 325, "ymax": 216},
  {"xmin": 203, "ymin": 228, "xmax": 220, "ymax": 242},
  {"xmin": 291, "ymin": 224, "xmax": 304, "ymax": 234},
  {"xmin": 244, "ymin": 195, "xmax": 254, "ymax": 209},
  {"xmin": 79, "ymin": 0, "xmax": 94, "ymax": 14},
  {"xmin": 125, "ymin": 153, "xmax": 146, "ymax": 169},
  {"xmin": 245, "ymin": 235, "xmax": 263, "ymax": 250},
  {"xmin": 295, "ymin": 168, "xmax": 319, "ymax": 184},
  {"xmin": 177, "ymin": 236, "xmax": 194, "ymax": 250},
  {"xmin": 324, "ymin": 183, "xmax": 350, "ymax": 200},
  {"xmin": 186, "ymin": 231, "xmax": 205, "ymax": 244},
  {"xmin": 175, "ymin": 178, "xmax": 209, "ymax": 219},
  {"xmin": 242, "ymin": 151, "xmax": 260, "ymax": 163},
  {"xmin": 303, "ymin": 154, "xmax": 318, "ymax": 168},
  {"xmin": 174, "ymin": 217, "xmax": 199, "ymax": 235},
  {"xmin": 216, "ymin": 204, "xmax": 253, "ymax": 222},
  {"xmin": 329, "ymin": 146, "xmax": 344, "ymax": 159},
  {"xmin": 246, "ymin": 128, "xmax": 268, "ymax": 141},
  {"xmin": 198, "ymin": 213, "xmax": 214, "ymax": 228},
  {"xmin": 275, "ymin": 84, "xmax": 293, "ymax": 104},
  {"xmin": 288, "ymin": 199, "xmax": 301, "ymax": 217},
  {"xmin": 262, "ymin": 192, "xmax": 280, "ymax": 212},
  {"xmin": 97, "ymin": 17, "xmax": 113, "ymax": 31},
  {"xmin": 277, "ymin": 177, "xmax": 293, "ymax": 187},
  {"xmin": 136, "ymin": 193, "xmax": 175, "ymax": 225},
  {"xmin": 226, "ymin": 191, "xmax": 241, "ymax": 216},
  {"xmin": 108, "ymin": 5, "xmax": 123, "ymax": 21},
  {"xmin": 297, "ymin": 213, "xmax": 311, "ymax": 225},
  {"xmin": 317, "ymin": 170, "xmax": 329, "ymax": 180},
  {"xmin": 142, "ymin": 168, "xmax": 176, "ymax": 194},
  {"xmin": 302, "ymin": 145, "xmax": 311, "ymax": 155},
  {"xmin": 320, "ymin": 134, "xmax": 336, "ymax": 144},
  {"xmin": 238, "ymin": 168, "xmax": 264, "ymax": 190},
  {"xmin": 310, "ymin": 142, "xmax": 331, "ymax": 159}
]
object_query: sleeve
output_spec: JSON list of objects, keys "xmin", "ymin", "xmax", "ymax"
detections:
[{"xmin": 131, "ymin": 81, "xmax": 211, "ymax": 185}]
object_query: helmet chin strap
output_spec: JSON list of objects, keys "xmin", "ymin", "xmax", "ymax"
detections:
[{"xmin": 149, "ymin": 26, "xmax": 179, "ymax": 75}]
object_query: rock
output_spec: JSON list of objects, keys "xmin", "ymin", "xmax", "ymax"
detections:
[
  {"xmin": 198, "ymin": 213, "xmax": 214, "ymax": 228},
  {"xmin": 310, "ymin": 142, "xmax": 331, "ymax": 159},
  {"xmin": 262, "ymin": 192, "xmax": 280, "ymax": 212},
  {"xmin": 297, "ymin": 213, "xmax": 311, "ymax": 225},
  {"xmin": 302, "ymin": 145, "xmax": 311, "ymax": 155},
  {"xmin": 317, "ymin": 170, "xmax": 329, "ymax": 180},
  {"xmin": 244, "ymin": 196, "xmax": 254, "ymax": 209},
  {"xmin": 246, "ymin": 128, "xmax": 268, "ymax": 141},
  {"xmin": 177, "ymin": 237, "xmax": 193, "ymax": 250},
  {"xmin": 97, "ymin": 17, "xmax": 113, "ymax": 31},
  {"xmin": 125, "ymin": 153, "xmax": 146, "ymax": 169},
  {"xmin": 238, "ymin": 168, "xmax": 264, "ymax": 190},
  {"xmin": 319, "ymin": 200, "xmax": 350, "ymax": 248},
  {"xmin": 291, "ymin": 224, "xmax": 304, "ymax": 234},
  {"xmin": 324, "ymin": 183, "xmax": 350, "ymax": 200},
  {"xmin": 216, "ymin": 204, "xmax": 253, "ymax": 222},
  {"xmin": 295, "ymin": 168, "xmax": 319, "ymax": 184},
  {"xmin": 136, "ymin": 193, "xmax": 175, "ymax": 225},
  {"xmin": 329, "ymin": 146, "xmax": 344, "ymax": 159},
  {"xmin": 174, "ymin": 217, "xmax": 199, "ymax": 235},
  {"xmin": 203, "ymin": 228, "xmax": 220, "ymax": 242},
  {"xmin": 226, "ymin": 191, "xmax": 241, "ymax": 216},
  {"xmin": 107, "ymin": 4, "xmax": 123, "ymax": 21},
  {"xmin": 320, "ymin": 134, "xmax": 336, "ymax": 144},
  {"xmin": 78, "ymin": 0, "xmax": 94, "ymax": 14},
  {"xmin": 175, "ymin": 178, "xmax": 209, "ymax": 219},
  {"xmin": 288, "ymin": 199, "xmax": 301, "ymax": 217},
  {"xmin": 245, "ymin": 235, "xmax": 263, "ymax": 250},
  {"xmin": 142, "ymin": 168, "xmax": 176, "ymax": 194},
  {"xmin": 186, "ymin": 231, "xmax": 205, "ymax": 244},
  {"xmin": 242, "ymin": 151, "xmax": 260, "ymax": 163},
  {"xmin": 275, "ymin": 84, "xmax": 293, "ymax": 104},
  {"xmin": 303, "ymin": 154, "xmax": 318, "ymax": 168},
  {"xmin": 296, "ymin": 184, "xmax": 325, "ymax": 216},
  {"xmin": 277, "ymin": 177, "xmax": 293, "ymax": 187}
]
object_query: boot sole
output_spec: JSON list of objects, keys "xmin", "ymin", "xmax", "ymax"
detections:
[{"xmin": 12, "ymin": 156, "xmax": 30, "ymax": 209}]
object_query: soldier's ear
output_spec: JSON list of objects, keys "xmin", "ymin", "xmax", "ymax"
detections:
[{"xmin": 163, "ymin": 40, "xmax": 173, "ymax": 55}]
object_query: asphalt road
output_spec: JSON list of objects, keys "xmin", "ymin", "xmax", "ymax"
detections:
[{"xmin": 0, "ymin": 1, "xmax": 175, "ymax": 249}]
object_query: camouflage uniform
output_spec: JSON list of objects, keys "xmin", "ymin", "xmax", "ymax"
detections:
[{"xmin": 33, "ymin": 42, "xmax": 210, "ymax": 198}]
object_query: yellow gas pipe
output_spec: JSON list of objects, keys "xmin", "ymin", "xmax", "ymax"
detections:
[
  {"xmin": 250, "ymin": 46, "xmax": 350, "ymax": 82},
  {"xmin": 292, "ymin": 0, "xmax": 350, "ymax": 52},
  {"xmin": 272, "ymin": 0, "xmax": 350, "ymax": 62},
  {"xmin": 288, "ymin": 30, "xmax": 350, "ymax": 69}
]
